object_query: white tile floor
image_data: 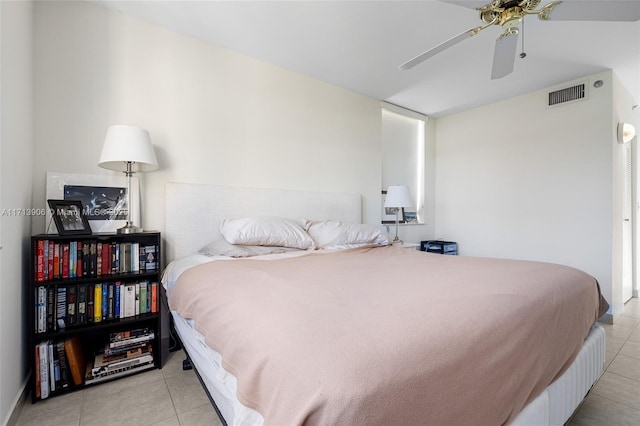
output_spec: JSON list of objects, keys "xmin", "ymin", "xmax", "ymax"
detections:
[
  {"xmin": 568, "ymin": 297, "xmax": 640, "ymax": 425},
  {"xmin": 14, "ymin": 298, "xmax": 640, "ymax": 426},
  {"xmin": 15, "ymin": 350, "xmax": 221, "ymax": 426}
]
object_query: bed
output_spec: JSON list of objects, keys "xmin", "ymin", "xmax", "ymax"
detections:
[{"xmin": 163, "ymin": 182, "xmax": 607, "ymax": 426}]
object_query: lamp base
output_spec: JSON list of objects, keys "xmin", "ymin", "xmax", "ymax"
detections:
[{"xmin": 117, "ymin": 223, "xmax": 143, "ymax": 234}]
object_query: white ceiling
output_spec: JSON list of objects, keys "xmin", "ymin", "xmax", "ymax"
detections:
[{"xmin": 92, "ymin": 0, "xmax": 640, "ymax": 118}]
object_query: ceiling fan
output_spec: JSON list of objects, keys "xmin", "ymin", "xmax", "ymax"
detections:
[{"xmin": 400, "ymin": 0, "xmax": 640, "ymax": 79}]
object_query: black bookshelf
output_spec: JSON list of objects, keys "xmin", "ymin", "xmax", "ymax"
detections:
[{"xmin": 28, "ymin": 232, "xmax": 168, "ymax": 402}]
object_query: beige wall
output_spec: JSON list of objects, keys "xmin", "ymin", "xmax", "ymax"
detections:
[
  {"xmin": 32, "ymin": 1, "xmax": 370, "ymax": 232},
  {"xmin": 1, "ymin": 1, "xmax": 34, "ymax": 424},
  {"xmin": 32, "ymin": 0, "xmax": 434, "ymax": 246},
  {"xmin": 434, "ymin": 70, "xmax": 629, "ymax": 317}
]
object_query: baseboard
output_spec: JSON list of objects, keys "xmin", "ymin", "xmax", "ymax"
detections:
[
  {"xmin": 600, "ymin": 311, "xmax": 628, "ymax": 324},
  {"xmin": 599, "ymin": 313, "xmax": 614, "ymax": 324},
  {"xmin": 2, "ymin": 375, "xmax": 29, "ymax": 426}
]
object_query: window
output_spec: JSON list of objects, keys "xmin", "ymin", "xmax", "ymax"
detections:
[{"xmin": 381, "ymin": 102, "xmax": 426, "ymax": 224}]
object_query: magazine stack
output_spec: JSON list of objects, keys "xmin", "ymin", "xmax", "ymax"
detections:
[{"xmin": 85, "ymin": 328, "xmax": 155, "ymax": 384}]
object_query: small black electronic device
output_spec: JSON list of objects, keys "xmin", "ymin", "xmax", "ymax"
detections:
[{"xmin": 420, "ymin": 240, "xmax": 458, "ymax": 255}]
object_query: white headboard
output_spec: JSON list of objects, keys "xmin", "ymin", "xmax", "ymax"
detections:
[{"xmin": 165, "ymin": 182, "xmax": 362, "ymax": 261}]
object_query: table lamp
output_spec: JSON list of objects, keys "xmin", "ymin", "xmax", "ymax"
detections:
[
  {"xmin": 98, "ymin": 125, "xmax": 158, "ymax": 234},
  {"xmin": 384, "ymin": 185, "xmax": 413, "ymax": 244}
]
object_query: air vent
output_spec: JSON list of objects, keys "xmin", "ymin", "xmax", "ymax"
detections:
[{"xmin": 548, "ymin": 83, "xmax": 586, "ymax": 106}]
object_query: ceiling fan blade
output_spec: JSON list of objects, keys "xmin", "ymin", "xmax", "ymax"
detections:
[
  {"xmin": 400, "ymin": 27, "xmax": 483, "ymax": 70},
  {"xmin": 440, "ymin": 1, "xmax": 489, "ymax": 10},
  {"xmin": 540, "ymin": 1, "xmax": 640, "ymax": 22},
  {"xmin": 491, "ymin": 29, "xmax": 518, "ymax": 80}
]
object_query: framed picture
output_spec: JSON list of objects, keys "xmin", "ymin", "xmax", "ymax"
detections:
[
  {"xmin": 45, "ymin": 172, "xmax": 139, "ymax": 234},
  {"xmin": 403, "ymin": 211, "xmax": 418, "ymax": 224},
  {"xmin": 381, "ymin": 190, "xmax": 406, "ymax": 224},
  {"xmin": 47, "ymin": 200, "xmax": 92, "ymax": 235}
]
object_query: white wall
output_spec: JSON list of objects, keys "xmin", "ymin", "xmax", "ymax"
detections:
[
  {"xmin": 434, "ymin": 71, "xmax": 617, "ymax": 314},
  {"xmin": 612, "ymin": 73, "xmax": 640, "ymax": 313},
  {"xmin": 31, "ymin": 0, "xmax": 394, "ymax": 238},
  {"xmin": 0, "ymin": 1, "xmax": 34, "ymax": 424},
  {"xmin": 32, "ymin": 0, "xmax": 435, "ymax": 245}
]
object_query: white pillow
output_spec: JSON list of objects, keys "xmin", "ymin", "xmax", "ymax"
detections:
[
  {"xmin": 220, "ymin": 216, "xmax": 316, "ymax": 250},
  {"xmin": 302, "ymin": 219, "xmax": 389, "ymax": 249},
  {"xmin": 198, "ymin": 239, "xmax": 299, "ymax": 258}
]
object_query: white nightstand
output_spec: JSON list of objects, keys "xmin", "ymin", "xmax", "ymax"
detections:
[{"xmin": 398, "ymin": 242, "xmax": 420, "ymax": 250}]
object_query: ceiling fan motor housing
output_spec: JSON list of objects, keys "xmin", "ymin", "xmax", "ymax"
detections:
[{"xmin": 499, "ymin": 7, "xmax": 524, "ymax": 28}]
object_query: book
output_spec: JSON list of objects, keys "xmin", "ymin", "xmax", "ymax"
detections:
[
  {"xmin": 123, "ymin": 243, "xmax": 132, "ymax": 273},
  {"xmin": 102, "ymin": 283, "xmax": 108, "ymax": 321},
  {"xmin": 48, "ymin": 240, "xmax": 54, "ymax": 281},
  {"xmin": 139, "ymin": 281, "xmax": 148, "ymax": 314},
  {"xmin": 94, "ymin": 343, "xmax": 153, "ymax": 369},
  {"xmin": 53, "ymin": 243, "xmax": 60, "ymax": 279},
  {"xmin": 69, "ymin": 241, "xmax": 75, "ymax": 278},
  {"xmin": 34, "ymin": 345, "xmax": 41, "ymax": 398},
  {"xmin": 114, "ymin": 282, "xmax": 121, "ymax": 319},
  {"xmin": 62, "ymin": 243, "xmax": 70, "ymax": 279},
  {"xmin": 82, "ymin": 241, "xmax": 90, "ymax": 277},
  {"xmin": 104, "ymin": 341, "xmax": 151, "ymax": 358},
  {"xmin": 43, "ymin": 240, "xmax": 49, "ymax": 281},
  {"xmin": 36, "ymin": 240, "xmax": 44, "ymax": 282},
  {"xmin": 91, "ymin": 353, "xmax": 154, "ymax": 377},
  {"xmin": 48, "ymin": 341, "xmax": 56, "ymax": 393},
  {"xmin": 150, "ymin": 282, "xmax": 158, "ymax": 313},
  {"xmin": 119, "ymin": 283, "xmax": 125, "ymax": 318},
  {"xmin": 88, "ymin": 283, "xmax": 95, "ymax": 322},
  {"xmin": 101, "ymin": 243, "xmax": 111, "ymax": 276},
  {"xmin": 109, "ymin": 332, "xmax": 155, "ymax": 349},
  {"xmin": 76, "ymin": 241, "xmax": 83, "ymax": 277},
  {"xmin": 135, "ymin": 283, "xmax": 140, "ymax": 316},
  {"xmin": 144, "ymin": 245, "xmax": 157, "ymax": 270},
  {"xmin": 56, "ymin": 340, "xmax": 70, "ymax": 389},
  {"xmin": 56, "ymin": 287, "xmax": 67, "ymax": 329},
  {"xmin": 52, "ymin": 343, "xmax": 61, "ymax": 390},
  {"xmin": 123, "ymin": 284, "xmax": 136, "ymax": 318},
  {"xmin": 132, "ymin": 243, "xmax": 140, "ymax": 272},
  {"xmin": 64, "ymin": 335, "xmax": 86, "ymax": 386},
  {"xmin": 107, "ymin": 283, "xmax": 114, "ymax": 320},
  {"xmin": 94, "ymin": 283, "xmax": 102, "ymax": 323},
  {"xmin": 89, "ymin": 241, "xmax": 97, "ymax": 277},
  {"xmin": 46, "ymin": 287, "xmax": 55, "ymax": 332},
  {"xmin": 110, "ymin": 328, "xmax": 151, "ymax": 342},
  {"xmin": 77, "ymin": 284, "xmax": 87, "ymax": 324},
  {"xmin": 39, "ymin": 342, "xmax": 50, "ymax": 399},
  {"xmin": 97, "ymin": 242, "xmax": 103, "ymax": 276},
  {"xmin": 84, "ymin": 359, "xmax": 154, "ymax": 385},
  {"xmin": 66, "ymin": 285, "xmax": 76, "ymax": 326},
  {"xmin": 36, "ymin": 286, "xmax": 46, "ymax": 333},
  {"xmin": 113, "ymin": 243, "xmax": 119, "ymax": 273}
]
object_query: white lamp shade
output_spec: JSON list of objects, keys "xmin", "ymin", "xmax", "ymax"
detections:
[
  {"xmin": 384, "ymin": 185, "xmax": 413, "ymax": 208},
  {"xmin": 618, "ymin": 122, "xmax": 636, "ymax": 144},
  {"xmin": 98, "ymin": 125, "xmax": 159, "ymax": 172}
]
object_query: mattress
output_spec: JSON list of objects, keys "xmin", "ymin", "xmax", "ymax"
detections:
[
  {"xmin": 164, "ymin": 251, "xmax": 606, "ymax": 425},
  {"xmin": 171, "ymin": 309, "xmax": 605, "ymax": 426}
]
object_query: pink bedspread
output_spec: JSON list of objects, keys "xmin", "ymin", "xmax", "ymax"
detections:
[{"xmin": 170, "ymin": 245, "xmax": 606, "ymax": 425}]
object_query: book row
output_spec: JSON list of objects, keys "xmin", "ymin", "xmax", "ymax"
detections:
[
  {"xmin": 35, "ymin": 328, "xmax": 157, "ymax": 399},
  {"xmin": 34, "ymin": 239, "xmax": 158, "ymax": 282},
  {"xmin": 34, "ymin": 335, "xmax": 85, "ymax": 399},
  {"xmin": 35, "ymin": 281, "xmax": 159, "ymax": 333},
  {"xmin": 87, "ymin": 329, "xmax": 155, "ymax": 385}
]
